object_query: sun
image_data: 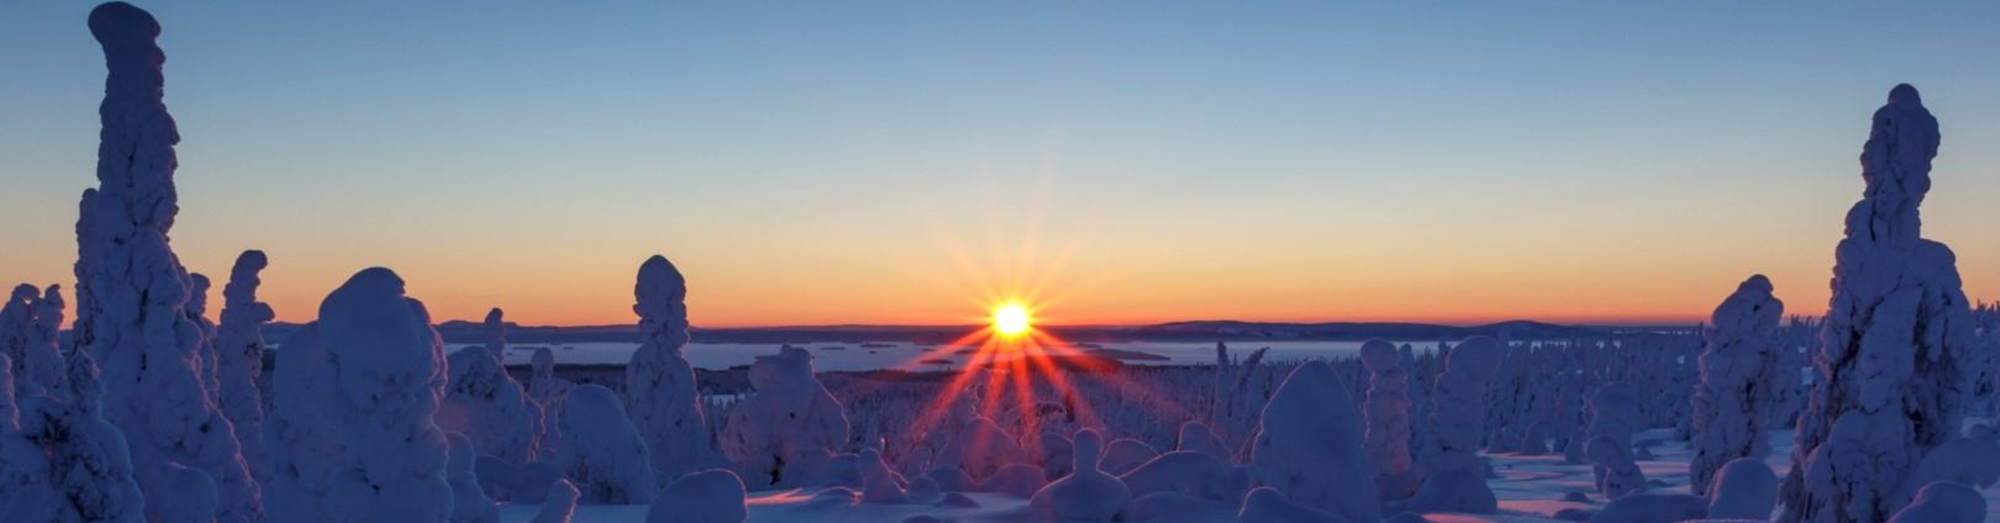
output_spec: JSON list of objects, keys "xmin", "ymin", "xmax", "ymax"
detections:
[{"xmin": 992, "ymin": 301, "xmax": 1033, "ymax": 337}]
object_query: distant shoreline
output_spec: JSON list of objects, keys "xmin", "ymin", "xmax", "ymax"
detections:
[{"xmin": 262, "ymin": 318, "xmax": 1697, "ymax": 347}]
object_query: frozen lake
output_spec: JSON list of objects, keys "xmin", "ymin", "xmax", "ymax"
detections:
[{"xmin": 468, "ymin": 339, "xmax": 1447, "ymax": 371}]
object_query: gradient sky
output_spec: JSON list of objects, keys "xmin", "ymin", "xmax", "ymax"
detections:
[{"xmin": 4, "ymin": 2, "xmax": 2000, "ymax": 327}]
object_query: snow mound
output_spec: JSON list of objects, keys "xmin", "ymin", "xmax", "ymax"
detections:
[
  {"xmin": 1704, "ymin": 458, "xmax": 1776, "ymax": 519},
  {"xmin": 1234, "ymin": 486, "xmax": 1341, "ymax": 523},
  {"xmin": 1886, "ymin": 481, "xmax": 1984, "ymax": 523},
  {"xmin": 1120, "ymin": 450, "xmax": 1235, "ymax": 501},
  {"xmin": 648, "ymin": 468, "xmax": 747, "ymax": 523},
  {"xmin": 528, "ymin": 479, "xmax": 578, "ymax": 523},
  {"xmin": 1030, "ymin": 428, "xmax": 1130, "ymax": 522},
  {"xmin": 1589, "ymin": 493, "xmax": 1706, "ymax": 523}
]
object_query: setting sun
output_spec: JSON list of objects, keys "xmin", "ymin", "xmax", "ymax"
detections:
[{"xmin": 992, "ymin": 301, "xmax": 1033, "ymax": 337}]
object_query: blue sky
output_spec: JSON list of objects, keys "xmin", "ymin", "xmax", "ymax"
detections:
[{"xmin": 3, "ymin": 1, "xmax": 1999, "ymax": 326}]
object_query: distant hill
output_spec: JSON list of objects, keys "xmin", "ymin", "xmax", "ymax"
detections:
[{"xmin": 264, "ymin": 318, "xmax": 1626, "ymax": 346}]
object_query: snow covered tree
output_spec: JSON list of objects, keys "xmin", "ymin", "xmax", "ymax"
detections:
[
  {"xmin": 720, "ymin": 345, "xmax": 850, "ymax": 488},
  {"xmin": 0, "ymin": 286, "xmax": 34, "ymax": 395},
  {"xmin": 263, "ymin": 323, "xmax": 338, "ymax": 522},
  {"xmin": 1782, "ymin": 85, "xmax": 1980, "ymax": 523},
  {"xmin": 1399, "ymin": 336, "xmax": 1502, "ymax": 514},
  {"xmin": 1690, "ymin": 274, "xmax": 1784, "ymax": 493},
  {"xmin": 1360, "ymin": 338, "xmax": 1417, "ymax": 499},
  {"xmin": 187, "ymin": 273, "xmax": 219, "ymax": 396},
  {"xmin": 1, "ymin": 285, "xmax": 69, "ymax": 399},
  {"xmin": 442, "ymin": 308, "xmax": 538, "ymax": 463},
  {"xmin": 1031, "ymin": 428, "xmax": 1130, "ymax": 522},
  {"xmin": 215, "ymin": 250, "xmax": 272, "ymax": 481},
  {"xmin": 527, "ymin": 346, "xmax": 570, "ymax": 462},
  {"xmin": 1247, "ymin": 360, "xmax": 1381, "ymax": 521},
  {"xmin": 446, "ymin": 432, "xmax": 500, "ymax": 523},
  {"xmin": 626, "ymin": 255, "xmax": 724, "ymax": 478},
  {"xmin": 1586, "ymin": 434, "xmax": 1644, "ymax": 498},
  {"xmin": 264, "ymin": 269, "xmax": 453, "ymax": 522},
  {"xmin": 559, "ymin": 384, "xmax": 656, "ymax": 504},
  {"xmin": 76, "ymin": 4, "xmax": 257, "ymax": 520},
  {"xmin": 0, "ymin": 350, "xmax": 146, "ymax": 522}
]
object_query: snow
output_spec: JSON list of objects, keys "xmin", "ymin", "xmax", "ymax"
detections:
[
  {"xmin": 443, "ymin": 309, "xmax": 540, "ymax": 464},
  {"xmin": 1888, "ymin": 481, "xmax": 1985, "ymax": 523},
  {"xmin": 1401, "ymin": 336, "xmax": 1503, "ymax": 514},
  {"xmin": 1690, "ymin": 275, "xmax": 1782, "ymax": 494},
  {"xmin": 1588, "ymin": 493, "xmax": 1705, "ymax": 523},
  {"xmin": 559, "ymin": 384, "xmax": 656, "ymax": 505},
  {"xmin": 312, "ymin": 268, "xmax": 456, "ymax": 521},
  {"xmin": 18, "ymin": 8, "xmax": 2000, "ymax": 523},
  {"xmin": 215, "ymin": 250, "xmax": 272, "ymax": 482},
  {"xmin": 0, "ymin": 350, "xmax": 146, "ymax": 522},
  {"xmin": 78, "ymin": 4, "xmax": 258, "ymax": 521},
  {"xmin": 936, "ymin": 415, "xmax": 1030, "ymax": 481},
  {"xmin": 1783, "ymin": 84, "xmax": 1981, "ymax": 522},
  {"xmin": 628, "ymin": 255, "xmax": 727, "ymax": 479},
  {"xmin": 650, "ymin": 469, "xmax": 750, "ymax": 523},
  {"xmin": 0, "ymin": 354, "xmax": 14, "ymax": 432},
  {"xmin": 1233, "ymin": 487, "xmax": 1342, "ymax": 523},
  {"xmin": 1585, "ymin": 383, "xmax": 1644, "ymax": 498},
  {"xmin": 1118, "ymin": 450, "xmax": 1236, "ymax": 501},
  {"xmin": 1249, "ymin": 360, "xmax": 1381, "ymax": 521},
  {"xmin": 528, "ymin": 346, "xmax": 571, "ymax": 462},
  {"xmin": 1030, "ymin": 428, "xmax": 1131, "ymax": 522},
  {"xmin": 451, "ymin": 432, "xmax": 503, "ymax": 523},
  {"xmin": 0, "ymin": 286, "xmax": 34, "ymax": 397},
  {"xmin": 720, "ymin": 345, "xmax": 851, "ymax": 489},
  {"xmin": 1704, "ymin": 458, "xmax": 1775, "ymax": 519},
  {"xmin": 528, "ymin": 479, "xmax": 578, "ymax": 523},
  {"xmin": 1364, "ymin": 337, "xmax": 1420, "ymax": 499}
]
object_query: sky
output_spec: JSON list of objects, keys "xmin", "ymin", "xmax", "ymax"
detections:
[{"xmin": 4, "ymin": 2, "xmax": 2000, "ymax": 328}]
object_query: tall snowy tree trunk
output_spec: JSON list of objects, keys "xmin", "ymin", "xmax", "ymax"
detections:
[
  {"xmin": 1781, "ymin": 84, "xmax": 1979, "ymax": 523},
  {"xmin": 78, "ymin": 4, "xmax": 258, "ymax": 521},
  {"xmin": 1690, "ymin": 275, "xmax": 1783, "ymax": 493}
]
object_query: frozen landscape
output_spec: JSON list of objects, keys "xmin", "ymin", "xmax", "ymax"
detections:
[{"xmin": 6, "ymin": 2, "xmax": 2000, "ymax": 523}]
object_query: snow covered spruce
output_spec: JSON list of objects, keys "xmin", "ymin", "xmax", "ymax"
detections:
[
  {"xmin": 442, "ymin": 308, "xmax": 539, "ymax": 465},
  {"xmin": 628, "ymin": 255, "xmax": 726, "ymax": 479},
  {"xmin": 1360, "ymin": 338, "xmax": 1418, "ymax": 499},
  {"xmin": 76, "ymin": 4, "xmax": 258, "ymax": 521},
  {"xmin": 215, "ymin": 251, "xmax": 274, "ymax": 481},
  {"xmin": 1398, "ymin": 336, "xmax": 1501, "ymax": 514},
  {"xmin": 719, "ymin": 345, "xmax": 851, "ymax": 489},
  {"xmin": 1689, "ymin": 274, "xmax": 1783, "ymax": 493},
  {"xmin": 1782, "ymin": 84, "xmax": 1983, "ymax": 523},
  {"xmin": 265, "ymin": 268, "xmax": 456, "ymax": 521}
]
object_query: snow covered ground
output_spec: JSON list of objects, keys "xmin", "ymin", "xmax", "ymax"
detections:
[{"xmin": 497, "ymin": 426, "xmax": 2000, "ymax": 523}]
